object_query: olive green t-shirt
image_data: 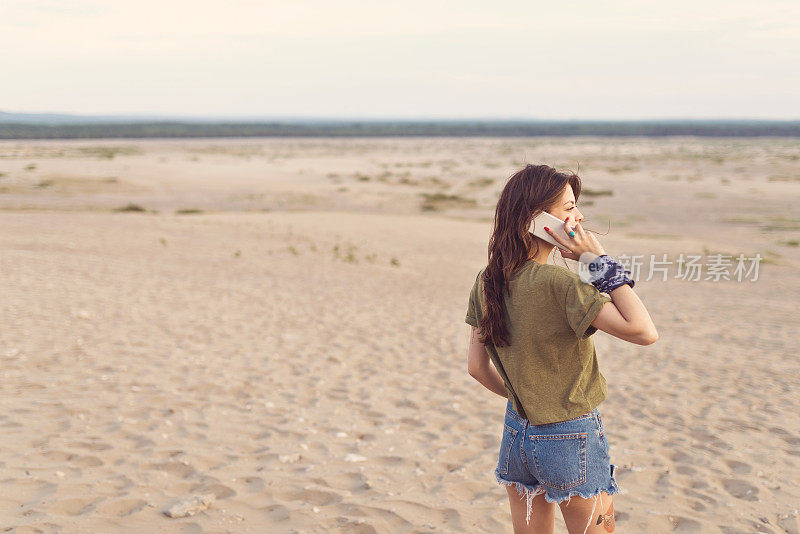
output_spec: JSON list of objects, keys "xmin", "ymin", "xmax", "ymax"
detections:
[{"xmin": 464, "ymin": 259, "xmax": 613, "ymax": 424}]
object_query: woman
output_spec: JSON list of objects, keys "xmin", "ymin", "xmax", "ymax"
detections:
[{"xmin": 464, "ymin": 164, "xmax": 658, "ymax": 534}]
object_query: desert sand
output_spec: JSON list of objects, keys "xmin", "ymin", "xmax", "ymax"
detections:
[{"xmin": 0, "ymin": 137, "xmax": 798, "ymax": 533}]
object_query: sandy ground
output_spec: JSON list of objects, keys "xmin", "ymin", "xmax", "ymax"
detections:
[{"xmin": 0, "ymin": 137, "xmax": 798, "ymax": 533}]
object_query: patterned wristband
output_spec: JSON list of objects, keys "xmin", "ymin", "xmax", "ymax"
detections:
[{"xmin": 583, "ymin": 254, "xmax": 635, "ymax": 293}]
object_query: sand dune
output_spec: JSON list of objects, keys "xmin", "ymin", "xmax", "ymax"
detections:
[{"xmin": 0, "ymin": 138, "xmax": 798, "ymax": 532}]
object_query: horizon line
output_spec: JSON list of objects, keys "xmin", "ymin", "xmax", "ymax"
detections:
[{"xmin": 2, "ymin": 110, "xmax": 799, "ymax": 123}]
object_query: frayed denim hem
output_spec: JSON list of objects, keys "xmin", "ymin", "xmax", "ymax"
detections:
[
  {"xmin": 495, "ymin": 469, "xmax": 546, "ymax": 526},
  {"xmin": 495, "ymin": 467, "xmax": 622, "ymax": 533}
]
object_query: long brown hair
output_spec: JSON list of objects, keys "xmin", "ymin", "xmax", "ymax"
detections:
[{"xmin": 477, "ymin": 164, "xmax": 582, "ymax": 347}]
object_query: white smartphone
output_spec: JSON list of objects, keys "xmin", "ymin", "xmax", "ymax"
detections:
[{"xmin": 529, "ymin": 210, "xmax": 573, "ymax": 249}]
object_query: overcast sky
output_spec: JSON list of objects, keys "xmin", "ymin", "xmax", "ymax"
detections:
[{"xmin": 1, "ymin": 0, "xmax": 798, "ymax": 119}]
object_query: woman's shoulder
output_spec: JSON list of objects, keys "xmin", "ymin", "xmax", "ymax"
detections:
[
  {"xmin": 476, "ymin": 263, "xmax": 584, "ymax": 289},
  {"xmin": 540, "ymin": 263, "xmax": 582, "ymax": 281},
  {"xmin": 528, "ymin": 263, "xmax": 580, "ymax": 283},
  {"xmin": 470, "ymin": 267, "xmax": 486, "ymax": 295},
  {"xmin": 521, "ymin": 263, "xmax": 590, "ymax": 296}
]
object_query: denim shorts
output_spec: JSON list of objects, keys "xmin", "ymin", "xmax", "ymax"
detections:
[{"xmin": 496, "ymin": 399, "xmax": 621, "ymax": 526}]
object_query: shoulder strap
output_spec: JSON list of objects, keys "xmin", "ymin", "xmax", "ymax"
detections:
[
  {"xmin": 476, "ymin": 268, "xmax": 530, "ymax": 421},
  {"xmin": 486, "ymin": 348, "xmax": 530, "ymax": 421}
]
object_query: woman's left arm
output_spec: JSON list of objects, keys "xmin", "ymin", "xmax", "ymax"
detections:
[{"xmin": 466, "ymin": 326, "xmax": 508, "ymax": 398}]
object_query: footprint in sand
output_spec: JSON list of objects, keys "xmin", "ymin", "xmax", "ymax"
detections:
[
  {"xmin": 327, "ymin": 471, "xmax": 371, "ymax": 493},
  {"xmin": 374, "ymin": 456, "xmax": 408, "ymax": 467},
  {"xmin": 41, "ymin": 450, "xmax": 74, "ymax": 462},
  {"xmin": 172, "ymin": 523, "xmax": 202, "ymax": 534},
  {"xmin": 286, "ymin": 488, "xmax": 342, "ymax": 506},
  {"xmin": 778, "ymin": 432, "xmax": 800, "ymax": 454},
  {"xmin": 68, "ymin": 440, "xmax": 113, "ymax": 451},
  {"xmin": 721, "ymin": 477, "xmax": 759, "ymax": 501},
  {"xmin": 71, "ymin": 454, "xmax": 103, "ymax": 468},
  {"xmin": 13, "ymin": 479, "xmax": 58, "ymax": 505},
  {"xmin": 670, "ymin": 448, "xmax": 694, "ymax": 464},
  {"xmin": 127, "ymin": 434, "xmax": 156, "ymax": 449},
  {"xmin": 149, "ymin": 461, "xmax": 196, "ymax": 479},
  {"xmin": 14, "ymin": 523, "xmax": 63, "ymax": 534},
  {"xmin": 668, "ymin": 515, "xmax": 703, "ymax": 532},
  {"xmin": 193, "ymin": 482, "xmax": 237, "ymax": 499},
  {"xmin": 48, "ymin": 497, "xmax": 103, "ymax": 516},
  {"xmin": 688, "ymin": 500, "xmax": 706, "ymax": 512},
  {"xmin": 96, "ymin": 498, "xmax": 148, "ymax": 517},
  {"xmin": 241, "ymin": 476, "xmax": 266, "ymax": 493},
  {"xmin": 723, "ymin": 459, "xmax": 752, "ymax": 475},
  {"xmin": 398, "ymin": 417, "xmax": 424, "ymax": 428},
  {"xmin": 334, "ymin": 518, "xmax": 380, "ymax": 534},
  {"xmin": 261, "ymin": 503, "xmax": 290, "ymax": 521},
  {"xmin": 685, "ymin": 488, "xmax": 717, "ymax": 506},
  {"xmin": 675, "ymin": 464, "xmax": 696, "ymax": 476}
]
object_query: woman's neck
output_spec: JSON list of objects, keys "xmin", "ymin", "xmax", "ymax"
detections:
[{"xmin": 528, "ymin": 240, "xmax": 555, "ymax": 264}]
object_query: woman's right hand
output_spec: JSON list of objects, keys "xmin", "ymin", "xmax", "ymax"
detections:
[{"xmin": 544, "ymin": 218, "xmax": 606, "ymax": 261}]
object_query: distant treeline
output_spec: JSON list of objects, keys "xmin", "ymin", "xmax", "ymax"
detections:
[{"xmin": 1, "ymin": 120, "xmax": 799, "ymax": 139}]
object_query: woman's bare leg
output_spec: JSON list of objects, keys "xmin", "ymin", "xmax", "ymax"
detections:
[
  {"xmin": 506, "ymin": 485, "xmax": 555, "ymax": 534},
  {"xmin": 559, "ymin": 492, "xmax": 615, "ymax": 534}
]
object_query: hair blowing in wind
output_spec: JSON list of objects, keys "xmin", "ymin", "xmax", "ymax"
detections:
[{"xmin": 477, "ymin": 164, "xmax": 583, "ymax": 348}]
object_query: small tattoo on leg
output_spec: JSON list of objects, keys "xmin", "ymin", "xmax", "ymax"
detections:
[{"xmin": 595, "ymin": 500, "xmax": 614, "ymax": 532}]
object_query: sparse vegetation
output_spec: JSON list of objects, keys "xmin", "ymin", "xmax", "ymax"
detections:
[
  {"xmin": 760, "ymin": 250, "xmax": 784, "ymax": 265},
  {"xmin": 761, "ymin": 217, "xmax": 800, "ymax": 232},
  {"xmin": 113, "ymin": 202, "xmax": 146, "ymax": 212},
  {"xmin": 175, "ymin": 208, "xmax": 203, "ymax": 214},
  {"xmin": 331, "ymin": 242, "xmax": 363, "ymax": 263},
  {"xmin": 605, "ymin": 165, "xmax": 637, "ymax": 174},
  {"xmin": 418, "ymin": 192, "xmax": 477, "ymax": 212},
  {"xmin": 420, "ymin": 176, "xmax": 449, "ymax": 189},
  {"xmin": 467, "ymin": 177, "xmax": 495, "ymax": 187},
  {"xmin": 723, "ymin": 216, "xmax": 760, "ymax": 224},
  {"xmin": 419, "ymin": 192, "xmax": 474, "ymax": 203},
  {"xmin": 77, "ymin": 146, "xmax": 142, "ymax": 159},
  {"xmin": 186, "ymin": 145, "xmax": 261, "ymax": 157},
  {"xmin": 581, "ymin": 188, "xmax": 613, "ymax": 197}
]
